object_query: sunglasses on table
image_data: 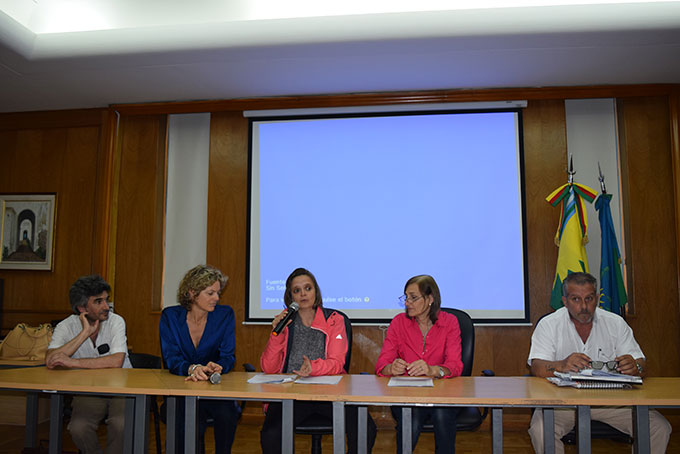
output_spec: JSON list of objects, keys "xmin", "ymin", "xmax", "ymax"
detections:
[{"xmin": 589, "ymin": 360, "xmax": 618, "ymax": 371}]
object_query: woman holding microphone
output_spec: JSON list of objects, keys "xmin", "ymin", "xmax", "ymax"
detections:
[{"xmin": 259, "ymin": 267, "xmax": 376, "ymax": 453}]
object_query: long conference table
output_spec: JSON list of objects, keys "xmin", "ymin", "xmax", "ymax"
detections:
[{"xmin": 0, "ymin": 367, "xmax": 678, "ymax": 454}]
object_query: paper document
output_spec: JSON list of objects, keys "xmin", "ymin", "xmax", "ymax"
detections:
[
  {"xmin": 295, "ymin": 376, "xmax": 343, "ymax": 385},
  {"xmin": 388, "ymin": 377, "xmax": 434, "ymax": 387},
  {"xmin": 247, "ymin": 374, "xmax": 296, "ymax": 384}
]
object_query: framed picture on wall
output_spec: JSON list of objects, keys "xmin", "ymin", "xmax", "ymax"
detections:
[{"xmin": 0, "ymin": 194, "xmax": 57, "ymax": 271}]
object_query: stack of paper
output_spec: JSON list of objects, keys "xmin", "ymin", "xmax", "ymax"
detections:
[
  {"xmin": 548, "ymin": 369, "xmax": 642, "ymax": 389},
  {"xmin": 555, "ymin": 369, "xmax": 642, "ymax": 383}
]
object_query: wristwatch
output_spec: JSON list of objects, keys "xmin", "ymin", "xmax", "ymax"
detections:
[
  {"xmin": 635, "ymin": 361, "xmax": 643, "ymax": 375},
  {"xmin": 438, "ymin": 366, "xmax": 445, "ymax": 378}
]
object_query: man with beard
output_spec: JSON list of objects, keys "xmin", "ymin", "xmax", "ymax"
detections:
[{"xmin": 46, "ymin": 275, "xmax": 131, "ymax": 454}]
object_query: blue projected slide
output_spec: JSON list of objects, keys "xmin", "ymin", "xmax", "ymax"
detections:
[{"xmin": 248, "ymin": 111, "xmax": 528, "ymax": 323}]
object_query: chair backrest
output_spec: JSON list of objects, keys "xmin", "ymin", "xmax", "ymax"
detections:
[
  {"xmin": 334, "ymin": 309, "xmax": 352, "ymax": 373},
  {"xmin": 129, "ymin": 352, "xmax": 162, "ymax": 369},
  {"xmin": 440, "ymin": 308, "xmax": 474, "ymax": 377}
]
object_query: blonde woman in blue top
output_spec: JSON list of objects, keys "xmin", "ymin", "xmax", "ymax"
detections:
[{"xmin": 160, "ymin": 265, "xmax": 239, "ymax": 453}]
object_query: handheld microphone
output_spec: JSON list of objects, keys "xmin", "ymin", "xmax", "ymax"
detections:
[
  {"xmin": 272, "ymin": 302, "xmax": 299, "ymax": 336},
  {"xmin": 209, "ymin": 372, "xmax": 221, "ymax": 384}
]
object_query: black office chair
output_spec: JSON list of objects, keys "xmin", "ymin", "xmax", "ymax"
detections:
[
  {"xmin": 128, "ymin": 352, "xmax": 163, "ymax": 454},
  {"xmin": 561, "ymin": 420, "xmax": 633, "ymax": 445},
  {"xmin": 421, "ymin": 307, "xmax": 491, "ymax": 433}
]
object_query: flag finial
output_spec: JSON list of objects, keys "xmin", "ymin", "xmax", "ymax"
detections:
[
  {"xmin": 598, "ymin": 162, "xmax": 607, "ymax": 194},
  {"xmin": 568, "ymin": 154, "xmax": 575, "ymax": 184}
]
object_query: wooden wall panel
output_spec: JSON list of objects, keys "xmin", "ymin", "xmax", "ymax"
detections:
[
  {"xmin": 206, "ymin": 112, "xmax": 252, "ymax": 365},
  {"xmin": 669, "ymin": 89, "xmax": 680, "ymax": 319},
  {"xmin": 92, "ymin": 111, "xmax": 118, "ymax": 275},
  {"xmin": 111, "ymin": 115, "xmax": 167, "ymax": 355},
  {"xmin": 0, "ymin": 110, "xmax": 111, "ymax": 331},
  {"xmin": 618, "ymin": 97, "xmax": 680, "ymax": 376}
]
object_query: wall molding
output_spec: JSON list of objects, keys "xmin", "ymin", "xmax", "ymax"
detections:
[{"xmin": 111, "ymin": 85, "xmax": 680, "ymax": 116}]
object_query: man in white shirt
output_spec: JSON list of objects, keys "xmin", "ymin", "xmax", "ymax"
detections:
[
  {"xmin": 527, "ymin": 272, "xmax": 671, "ymax": 454},
  {"xmin": 46, "ymin": 275, "xmax": 131, "ymax": 454}
]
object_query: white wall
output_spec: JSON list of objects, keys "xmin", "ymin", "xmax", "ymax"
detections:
[
  {"xmin": 162, "ymin": 113, "xmax": 211, "ymax": 308},
  {"xmin": 564, "ymin": 98, "xmax": 625, "ymax": 287}
]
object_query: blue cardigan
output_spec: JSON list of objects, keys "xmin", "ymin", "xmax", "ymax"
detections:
[{"xmin": 159, "ymin": 305, "xmax": 236, "ymax": 376}]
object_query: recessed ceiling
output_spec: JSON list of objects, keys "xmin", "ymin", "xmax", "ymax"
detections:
[{"xmin": 1, "ymin": 1, "xmax": 679, "ymax": 113}]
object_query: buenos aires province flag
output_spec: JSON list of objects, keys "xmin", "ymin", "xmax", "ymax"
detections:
[
  {"xmin": 595, "ymin": 193, "xmax": 627, "ymax": 315},
  {"xmin": 546, "ymin": 182, "xmax": 597, "ymax": 309}
]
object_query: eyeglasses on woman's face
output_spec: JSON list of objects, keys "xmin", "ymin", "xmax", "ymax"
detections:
[{"xmin": 398, "ymin": 294, "xmax": 423, "ymax": 305}]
